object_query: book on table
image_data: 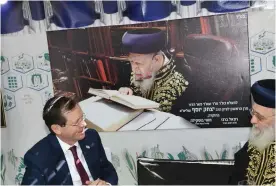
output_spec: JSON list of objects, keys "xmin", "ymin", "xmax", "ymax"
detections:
[
  {"xmin": 79, "ymin": 96, "xmax": 143, "ymax": 132},
  {"xmin": 88, "ymin": 88, "xmax": 160, "ymax": 110}
]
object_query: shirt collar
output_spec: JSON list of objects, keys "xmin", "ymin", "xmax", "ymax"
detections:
[
  {"xmin": 155, "ymin": 57, "xmax": 175, "ymax": 80},
  {"xmin": 162, "ymin": 53, "xmax": 170, "ymax": 66},
  {"xmin": 56, "ymin": 136, "xmax": 80, "ymax": 153}
]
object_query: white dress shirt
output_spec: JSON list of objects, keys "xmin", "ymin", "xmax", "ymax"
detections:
[{"xmin": 57, "ymin": 137, "xmax": 93, "ymax": 186}]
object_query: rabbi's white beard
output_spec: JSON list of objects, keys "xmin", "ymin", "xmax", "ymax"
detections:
[
  {"xmin": 133, "ymin": 72, "xmax": 156, "ymax": 96},
  {"xmin": 249, "ymin": 124, "xmax": 275, "ymax": 152}
]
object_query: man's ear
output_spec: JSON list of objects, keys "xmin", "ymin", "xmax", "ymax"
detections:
[
  {"xmin": 153, "ymin": 54, "xmax": 163, "ymax": 64},
  {"xmin": 51, "ymin": 124, "xmax": 62, "ymax": 135}
]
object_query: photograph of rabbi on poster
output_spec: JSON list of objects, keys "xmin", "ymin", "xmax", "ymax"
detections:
[{"xmin": 46, "ymin": 12, "xmax": 250, "ymax": 130}]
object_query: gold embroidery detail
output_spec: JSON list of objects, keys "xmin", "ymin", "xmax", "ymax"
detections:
[
  {"xmin": 130, "ymin": 59, "xmax": 187, "ymax": 112},
  {"xmin": 246, "ymin": 142, "xmax": 276, "ymax": 185}
]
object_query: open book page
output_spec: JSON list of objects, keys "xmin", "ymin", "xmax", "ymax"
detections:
[
  {"xmin": 79, "ymin": 97, "xmax": 143, "ymax": 131},
  {"xmin": 88, "ymin": 88, "xmax": 119, "ymax": 99},
  {"xmin": 157, "ymin": 114, "xmax": 197, "ymax": 129},
  {"xmin": 119, "ymin": 112, "xmax": 156, "ymax": 131},
  {"xmin": 88, "ymin": 88, "xmax": 160, "ymax": 109},
  {"xmin": 138, "ymin": 111, "xmax": 171, "ymax": 131},
  {"xmin": 111, "ymin": 94, "xmax": 160, "ymax": 109}
]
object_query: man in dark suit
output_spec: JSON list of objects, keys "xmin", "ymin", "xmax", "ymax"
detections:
[
  {"xmin": 229, "ymin": 79, "xmax": 275, "ymax": 185},
  {"xmin": 21, "ymin": 96, "xmax": 118, "ymax": 185}
]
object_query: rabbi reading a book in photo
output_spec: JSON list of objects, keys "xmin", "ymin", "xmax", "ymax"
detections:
[{"xmin": 119, "ymin": 28, "xmax": 189, "ymax": 112}]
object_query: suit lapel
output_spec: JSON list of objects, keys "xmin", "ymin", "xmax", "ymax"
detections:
[{"xmin": 48, "ymin": 134, "xmax": 73, "ymax": 185}]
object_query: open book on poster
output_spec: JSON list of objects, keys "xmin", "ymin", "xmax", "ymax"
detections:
[
  {"xmin": 79, "ymin": 97, "xmax": 144, "ymax": 132},
  {"xmin": 88, "ymin": 88, "xmax": 160, "ymax": 110}
]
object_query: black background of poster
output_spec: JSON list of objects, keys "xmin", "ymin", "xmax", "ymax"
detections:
[
  {"xmin": 46, "ymin": 12, "xmax": 251, "ymax": 129},
  {"xmin": 170, "ymin": 13, "xmax": 251, "ymax": 128}
]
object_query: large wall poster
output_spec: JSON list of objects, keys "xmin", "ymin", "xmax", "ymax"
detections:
[{"xmin": 46, "ymin": 12, "xmax": 251, "ymax": 132}]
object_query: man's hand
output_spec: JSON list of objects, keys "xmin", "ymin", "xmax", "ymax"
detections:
[
  {"xmin": 118, "ymin": 87, "xmax": 133, "ymax": 95},
  {"xmin": 86, "ymin": 178, "xmax": 109, "ymax": 185}
]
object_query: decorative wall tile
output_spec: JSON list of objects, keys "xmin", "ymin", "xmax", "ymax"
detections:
[
  {"xmin": 250, "ymin": 55, "xmax": 262, "ymax": 75},
  {"xmin": 3, "ymin": 72, "xmax": 23, "ymax": 92},
  {"xmin": 1, "ymin": 56, "xmax": 10, "ymax": 75},
  {"xmin": 266, "ymin": 52, "xmax": 276, "ymax": 72},
  {"xmin": 26, "ymin": 70, "xmax": 49, "ymax": 91},
  {"xmin": 11, "ymin": 53, "xmax": 34, "ymax": 74},
  {"xmin": 2, "ymin": 92, "xmax": 16, "ymax": 111},
  {"xmin": 36, "ymin": 53, "xmax": 51, "ymax": 72},
  {"xmin": 250, "ymin": 31, "xmax": 275, "ymax": 54}
]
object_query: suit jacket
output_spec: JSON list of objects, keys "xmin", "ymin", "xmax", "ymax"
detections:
[
  {"xmin": 21, "ymin": 129, "xmax": 118, "ymax": 185},
  {"xmin": 228, "ymin": 142, "xmax": 249, "ymax": 185}
]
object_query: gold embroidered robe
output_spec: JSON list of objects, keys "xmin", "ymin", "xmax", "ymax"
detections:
[{"xmin": 130, "ymin": 60, "xmax": 188, "ymax": 112}]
